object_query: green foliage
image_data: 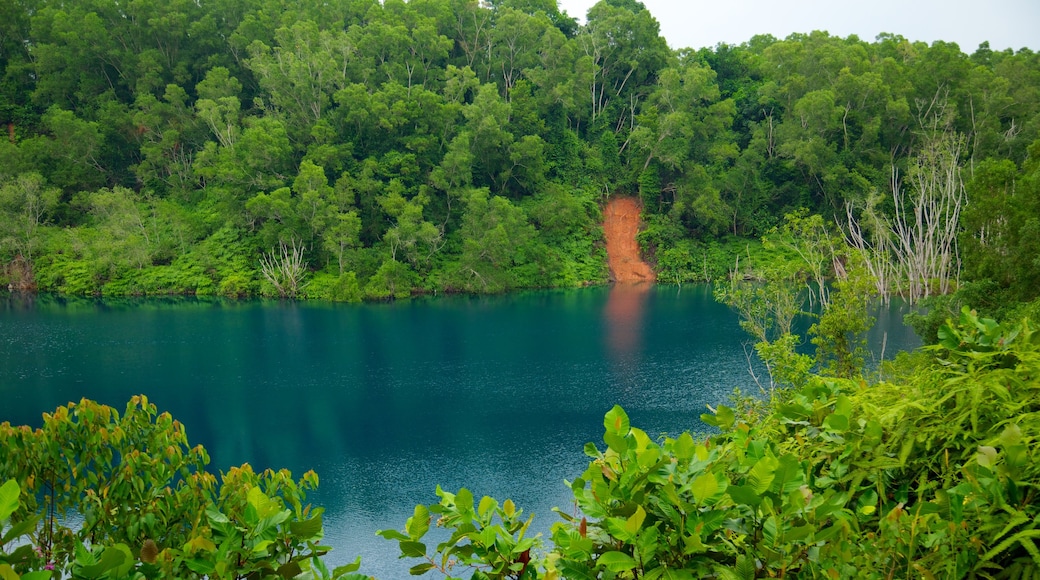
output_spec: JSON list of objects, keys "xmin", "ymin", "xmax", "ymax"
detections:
[
  {"xmin": 306, "ymin": 271, "xmax": 363, "ymax": 302},
  {"xmin": 0, "ymin": 397, "xmax": 369, "ymax": 579},
  {"xmin": 379, "ymin": 487, "xmax": 540, "ymax": 579},
  {"xmin": 0, "ymin": 0, "xmax": 1036, "ymax": 303},
  {"xmin": 389, "ymin": 308, "xmax": 1040, "ymax": 578}
]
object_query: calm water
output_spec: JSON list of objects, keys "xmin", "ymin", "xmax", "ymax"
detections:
[{"xmin": 0, "ymin": 285, "xmax": 919, "ymax": 577}]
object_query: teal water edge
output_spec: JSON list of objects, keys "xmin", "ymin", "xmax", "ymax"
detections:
[{"xmin": 0, "ymin": 286, "xmax": 919, "ymax": 577}]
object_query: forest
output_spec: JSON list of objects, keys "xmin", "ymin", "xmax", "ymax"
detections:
[{"xmin": 0, "ymin": 0, "xmax": 1037, "ymax": 310}]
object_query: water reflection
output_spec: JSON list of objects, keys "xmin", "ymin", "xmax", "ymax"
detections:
[{"xmin": 603, "ymin": 283, "xmax": 653, "ymax": 383}]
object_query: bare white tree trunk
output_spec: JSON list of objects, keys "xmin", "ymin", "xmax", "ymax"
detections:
[
  {"xmin": 260, "ymin": 239, "xmax": 308, "ymax": 299},
  {"xmin": 841, "ymin": 131, "xmax": 964, "ymax": 304}
]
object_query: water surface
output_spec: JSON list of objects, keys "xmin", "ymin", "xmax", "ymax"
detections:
[{"xmin": 0, "ymin": 285, "xmax": 919, "ymax": 577}]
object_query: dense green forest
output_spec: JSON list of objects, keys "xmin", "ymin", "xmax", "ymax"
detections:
[{"xmin": 2, "ymin": 0, "xmax": 1038, "ymax": 306}]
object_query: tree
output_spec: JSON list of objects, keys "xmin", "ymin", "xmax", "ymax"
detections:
[
  {"xmin": 0, "ymin": 173, "xmax": 59, "ymax": 264},
  {"xmin": 259, "ymin": 238, "xmax": 308, "ymax": 298},
  {"xmin": 450, "ymin": 187, "xmax": 538, "ymax": 292}
]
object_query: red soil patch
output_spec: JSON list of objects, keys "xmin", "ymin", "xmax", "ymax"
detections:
[{"xmin": 603, "ymin": 197, "xmax": 655, "ymax": 283}]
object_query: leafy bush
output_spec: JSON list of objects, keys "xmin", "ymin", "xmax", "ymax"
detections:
[
  {"xmin": 385, "ymin": 309, "xmax": 1040, "ymax": 578},
  {"xmin": 0, "ymin": 397, "xmax": 368, "ymax": 579},
  {"xmin": 306, "ymin": 271, "xmax": 363, "ymax": 302}
]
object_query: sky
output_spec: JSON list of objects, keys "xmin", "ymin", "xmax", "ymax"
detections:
[{"xmin": 555, "ymin": 0, "xmax": 1040, "ymax": 53}]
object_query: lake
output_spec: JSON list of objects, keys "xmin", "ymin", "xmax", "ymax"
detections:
[{"xmin": 0, "ymin": 285, "xmax": 920, "ymax": 577}]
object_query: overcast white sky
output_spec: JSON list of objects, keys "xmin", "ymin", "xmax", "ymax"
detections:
[{"xmin": 555, "ymin": 0, "xmax": 1039, "ymax": 53}]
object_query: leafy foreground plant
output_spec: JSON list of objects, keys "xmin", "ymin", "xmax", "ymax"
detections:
[
  {"xmin": 383, "ymin": 308, "xmax": 1040, "ymax": 579},
  {"xmin": 0, "ymin": 396, "xmax": 369, "ymax": 579}
]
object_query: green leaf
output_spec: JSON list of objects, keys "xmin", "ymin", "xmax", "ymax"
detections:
[
  {"xmin": 672, "ymin": 432, "xmax": 695, "ymax": 461},
  {"xmin": 276, "ymin": 561, "xmax": 303, "ymax": 579},
  {"xmin": 691, "ymin": 473, "xmax": 719, "ymax": 505},
  {"xmin": 407, "ymin": 505, "xmax": 430, "ymax": 540},
  {"xmin": 604, "ymin": 432, "xmax": 630, "ymax": 453},
  {"xmin": 604, "ymin": 405, "xmax": 630, "ymax": 436},
  {"xmin": 747, "ymin": 456, "xmax": 778, "ymax": 495},
  {"xmin": 376, "ymin": 529, "xmax": 409, "ymax": 541},
  {"xmin": 727, "ymin": 485, "xmax": 763, "ymax": 507},
  {"xmin": 598, "ymin": 551, "xmax": 638, "ymax": 573},
  {"xmin": 290, "ymin": 513, "xmax": 323, "ymax": 539},
  {"xmin": 456, "ymin": 488, "xmax": 475, "ymax": 513},
  {"xmin": 76, "ymin": 546, "xmax": 128, "ymax": 579},
  {"xmin": 332, "ymin": 555, "xmax": 362, "ymax": 574},
  {"xmin": 409, "ymin": 562, "xmax": 436, "ymax": 575},
  {"xmin": 714, "ymin": 405, "xmax": 735, "ymax": 430},
  {"xmin": 733, "ymin": 554, "xmax": 756, "ymax": 580},
  {"xmin": 399, "ymin": 540, "xmax": 427, "ymax": 558},
  {"xmin": 823, "ymin": 413, "xmax": 849, "ymax": 432},
  {"xmin": 1, "ymin": 515, "xmax": 37, "ymax": 545},
  {"xmin": 976, "ymin": 446, "xmax": 998, "ymax": 469},
  {"xmin": 1000, "ymin": 424, "xmax": 1023, "ymax": 446},
  {"xmin": 0, "ymin": 480, "xmax": 19, "ymax": 522},
  {"xmin": 478, "ymin": 496, "xmax": 496, "ymax": 518},
  {"xmin": 625, "ymin": 505, "xmax": 646, "ymax": 536}
]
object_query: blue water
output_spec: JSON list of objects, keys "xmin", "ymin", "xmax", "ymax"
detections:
[{"xmin": 0, "ymin": 285, "xmax": 919, "ymax": 577}]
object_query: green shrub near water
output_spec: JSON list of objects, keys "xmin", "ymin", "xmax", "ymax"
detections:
[{"xmin": 384, "ymin": 308, "xmax": 1040, "ymax": 579}]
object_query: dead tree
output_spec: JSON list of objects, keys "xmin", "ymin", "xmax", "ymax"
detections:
[{"xmin": 260, "ymin": 239, "xmax": 308, "ymax": 299}]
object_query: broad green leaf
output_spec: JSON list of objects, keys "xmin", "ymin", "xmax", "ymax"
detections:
[
  {"xmin": 834, "ymin": 394, "xmax": 852, "ymax": 417},
  {"xmin": 409, "ymin": 562, "xmax": 436, "ymax": 575},
  {"xmin": 672, "ymin": 432, "xmax": 695, "ymax": 461},
  {"xmin": 714, "ymin": 406, "xmax": 735, "ymax": 430},
  {"xmin": 247, "ymin": 485, "xmax": 281, "ymax": 518},
  {"xmin": 823, "ymin": 413, "xmax": 849, "ymax": 432},
  {"xmin": 333, "ymin": 555, "xmax": 362, "ymax": 574},
  {"xmin": 399, "ymin": 540, "xmax": 427, "ymax": 558},
  {"xmin": 0, "ymin": 480, "xmax": 18, "ymax": 522},
  {"xmin": 1000, "ymin": 424, "xmax": 1023, "ymax": 446},
  {"xmin": 604, "ymin": 432, "xmax": 630, "ymax": 453},
  {"xmin": 598, "ymin": 551, "xmax": 637, "ymax": 573},
  {"xmin": 407, "ymin": 505, "xmax": 430, "ymax": 540},
  {"xmin": 733, "ymin": 554, "xmax": 756, "ymax": 580},
  {"xmin": 727, "ymin": 485, "xmax": 762, "ymax": 508},
  {"xmin": 748, "ymin": 456, "xmax": 778, "ymax": 495},
  {"xmin": 632, "ymin": 428, "xmax": 652, "ymax": 451},
  {"xmin": 77, "ymin": 546, "xmax": 127, "ymax": 579},
  {"xmin": 457, "ymin": 488, "xmax": 475, "ymax": 512},
  {"xmin": 276, "ymin": 561, "xmax": 303, "ymax": 578},
  {"xmin": 206, "ymin": 506, "xmax": 231, "ymax": 525},
  {"xmin": 976, "ymin": 445, "xmax": 998, "ymax": 469},
  {"xmin": 376, "ymin": 529, "xmax": 408, "ymax": 541},
  {"xmin": 478, "ymin": 495, "xmax": 496, "ymax": 518},
  {"xmin": 625, "ymin": 505, "xmax": 646, "ymax": 536},
  {"xmin": 290, "ymin": 513, "xmax": 323, "ymax": 540},
  {"xmin": 691, "ymin": 473, "xmax": 719, "ymax": 505},
  {"xmin": 604, "ymin": 406, "xmax": 630, "ymax": 436}
]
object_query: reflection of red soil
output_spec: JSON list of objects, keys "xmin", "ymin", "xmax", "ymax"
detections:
[
  {"xmin": 605, "ymin": 282, "xmax": 651, "ymax": 359},
  {"xmin": 603, "ymin": 197, "xmax": 655, "ymax": 283}
]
